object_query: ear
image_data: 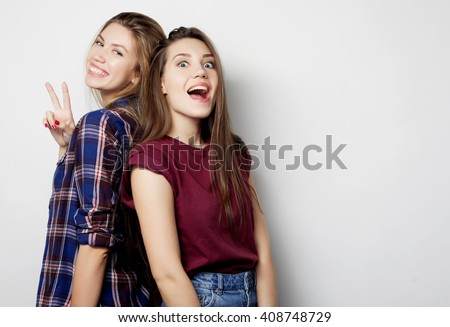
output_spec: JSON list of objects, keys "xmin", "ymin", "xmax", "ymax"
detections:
[
  {"xmin": 131, "ymin": 72, "xmax": 140, "ymax": 85},
  {"xmin": 161, "ymin": 81, "xmax": 167, "ymax": 95}
]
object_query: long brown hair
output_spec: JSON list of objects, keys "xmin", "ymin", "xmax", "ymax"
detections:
[
  {"xmin": 90, "ymin": 12, "xmax": 165, "ymax": 127},
  {"xmin": 139, "ymin": 27, "xmax": 255, "ymax": 232}
]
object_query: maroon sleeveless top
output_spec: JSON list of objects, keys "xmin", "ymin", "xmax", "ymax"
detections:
[{"xmin": 121, "ymin": 136, "xmax": 258, "ymax": 276}]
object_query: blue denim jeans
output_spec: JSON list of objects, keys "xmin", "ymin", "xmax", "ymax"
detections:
[{"xmin": 191, "ymin": 271, "xmax": 257, "ymax": 307}]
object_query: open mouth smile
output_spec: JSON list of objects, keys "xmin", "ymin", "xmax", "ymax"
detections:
[{"xmin": 187, "ymin": 84, "xmax": 210, "ymax": 101}]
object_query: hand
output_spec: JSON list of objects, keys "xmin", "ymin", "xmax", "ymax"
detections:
[{"xmin": 42, "ymin": 82, "xmax": 76, "ymax": 147}]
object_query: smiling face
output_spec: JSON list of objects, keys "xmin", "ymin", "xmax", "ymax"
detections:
[
  {"xmin": 161, "ymin": 37, "xmax": 218, "ymax": 126},
  {"xmin": 85, "ymin": 22, "xmax": 139, "ymax": 104}
]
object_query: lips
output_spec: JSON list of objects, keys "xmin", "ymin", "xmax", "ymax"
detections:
[
  {"xmin": 187, "ymin": 84, "xmax": 210, "ymax": 101},
  {"xmin": 88, "ymin": 64, "xmax": 109, "ymax": 77}
]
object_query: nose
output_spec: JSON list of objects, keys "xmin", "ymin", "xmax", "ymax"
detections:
[
  {"xmin": 193, "ymin": 65, "xmax": 207, "ymax": 79},
  {"xmin": 93, "ymin": 47, "xmax": 106, "ymax": 63}
]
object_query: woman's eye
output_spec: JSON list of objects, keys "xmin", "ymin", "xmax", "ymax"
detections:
[
  {"xmin": 204, "ymin": 62, "xmax": 215, "ymax": 69},
  {"xmin": 113, "ymin": 50, "xmax": 123, "ymax": 57},
  {"xmin": 95, "ymin": 40, "xmax": 104, "ymax": 47},
  {"xmin": 177, "ymin": 61, "xmax": 188, "ymax": 68}
]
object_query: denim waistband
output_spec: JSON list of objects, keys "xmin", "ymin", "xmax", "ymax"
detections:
[{"xmin": 190, "ymin": 271, "xmax": 256, "ymax": 291}]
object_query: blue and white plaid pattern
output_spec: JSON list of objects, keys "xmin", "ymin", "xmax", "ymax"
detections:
[{"xmin": 37, "ymin": 102, "xmax": 150, "ymax": 306}]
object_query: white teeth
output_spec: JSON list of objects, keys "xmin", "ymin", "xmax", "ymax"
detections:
[
  {"xmin": 89, "ymin": 65, "xmax": 108, "ymax": 76},
  {"xmin": 188, "ymin": 85, "xmax": 208, "ymax": 92}
]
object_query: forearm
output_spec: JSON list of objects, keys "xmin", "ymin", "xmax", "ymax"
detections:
[
  {"xmin": 253, "ymin": 210, "xmax": 278, "ymax": 306},
  {"xmin": 71, "ymin": 244, "xmax": 109, "ymax": 306},
  {"xmin": 249, "ymin": 174, "xmax": 278, "ymax": 306},
  {"xmin": 256, "ymin": 258, "xmax": 278, "ymax": 306},
  {"xmin": 154, "ymin": 268, "xmax": 200, "ymax": 307}
]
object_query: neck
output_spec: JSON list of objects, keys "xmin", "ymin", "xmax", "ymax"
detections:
[
  {"xmin": 168, "ymin": 117, "xmax": 203, "ymax": 147},
  {"xmin": 99, "ymin": 90, "xmax": 114, "ymax": 107}
]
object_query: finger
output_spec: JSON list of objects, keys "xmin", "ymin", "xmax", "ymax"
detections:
[
  {"xmin": 56, "ymin": 120, "xmax": 67, "ymax": 130},
  {"xmin": 42, "ymin": 117, "xmax": 50, "ymax": 128},
  {"xmin": 45, "ymin": 82, "xmax": 62, "ymax": 111},
  {"xmin": 45, "ymin": 110, "xmax": 58, "ymax": 130},
  {"xmin": 48, "ymin": 126, "xmax": 63, "ymax": 144},
  {"xmin": 61, "ymin": 82, "xmax": 73, "ymax": 116}
]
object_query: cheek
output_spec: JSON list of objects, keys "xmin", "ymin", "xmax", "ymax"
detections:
[
  {"xmin": 86, "ymin": 46, "xmax": 99, "ymax": 62},
  {"xmin": 124, "ymin": 61, "xmax": 138, "ymax": 80},
  {"xmin": 211, "ymin": 81, "xmax": 219, "ymax": 97},
  {"xmin": 163, "ymin": 79, "xmax": 182, "ymax": 95},
  {"xmin": 113, "ymin": 61, "xmax": 136, "ymax": 81},
  {"xmin": 85, "ymin": 53, "xmax": 94, "ymax": 68}
]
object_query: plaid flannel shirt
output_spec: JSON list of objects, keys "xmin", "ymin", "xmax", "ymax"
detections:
[{"xmin": 37, "ymin": 102, "xmax": 150, "ymax": 306}]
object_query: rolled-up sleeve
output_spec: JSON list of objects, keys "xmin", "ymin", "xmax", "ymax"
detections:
[{"xmin": 73, "ymin": 112, "xmax": 123, "ymax": 247}]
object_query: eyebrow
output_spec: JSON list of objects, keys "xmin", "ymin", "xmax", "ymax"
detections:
[
  {"xmin": 96, "ymin": 34, "xmax": 129, "ymax": 53},
  {"xmin": 173, "ymin": 53, "xmax": 214, "ymax": 60}
]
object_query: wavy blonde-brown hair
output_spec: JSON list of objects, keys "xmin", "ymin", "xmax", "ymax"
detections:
[{"xmin": 90, "ymin": 12, "xmax": 165, "ymax": 126}]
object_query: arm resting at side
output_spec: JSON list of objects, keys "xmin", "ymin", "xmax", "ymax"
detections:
[
  {"xmin": 71, "ymin": 244, "xmax": 109, "ymax": 306},
  {"xmin": 250, "ymin": 174, "xmax": 278, "ymax": 306},
  {"xmin": 131, "ymin": 167, "xmax": 200, "ymax": 307}
]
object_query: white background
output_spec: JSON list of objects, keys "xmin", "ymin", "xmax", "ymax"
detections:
[{"xmin": 0, "ymin": 0, "xmax": 449, "ymax": 307}]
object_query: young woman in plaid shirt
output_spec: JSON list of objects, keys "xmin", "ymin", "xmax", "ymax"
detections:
[{"xmin": 37, "ymin": 12, "xmax": 165, "ymax": 307}]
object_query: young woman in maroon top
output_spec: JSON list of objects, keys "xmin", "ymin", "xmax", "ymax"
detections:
[{"xmin": 121, "ymin": 27, "xmax": 277, "ymax": 306}]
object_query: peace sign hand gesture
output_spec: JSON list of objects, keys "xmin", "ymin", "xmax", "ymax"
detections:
[{"xmin": 42, "ymin": 82, "xmax": 76, "ymax": 148}]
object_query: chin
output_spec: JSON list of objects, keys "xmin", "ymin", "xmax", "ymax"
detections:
[
  {"xmin": 85, "ymin": 80, "xmax": 104, "ymax": 91},
  {"xmin": 85, "ymin": 76, "xmax": 96, "ymax": 88}
]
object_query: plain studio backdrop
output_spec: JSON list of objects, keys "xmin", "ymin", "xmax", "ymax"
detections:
[{"xmin": 0, "ymin": 0, "xmax": 449, "ymax": 307}]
